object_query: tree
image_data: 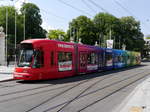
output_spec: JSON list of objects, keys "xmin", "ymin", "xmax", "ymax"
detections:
[
  {"xmin": 93, "ymin": 13, "xmax": 120, "ymax": 47},
  {"xmin": 20, "ymin": 3, "xmax": 46, "ymax": 39},
  {"xmin": 0, "ymin": 6, "xmax": 22, "ymax": 56},
  {"xmin": 68, "ymin": 16, "xmax": 96, "ymax": 45},
  {"xmin": 120, "ymin": 16, "xmax": 144, "ymax": 52},
  {"xmin": 0, "ymin": 3, "xmax": 47, "ymax": 58},
  {"xmin": 48, "ymin": 29, "xmax": 66, "ymax": 41}
]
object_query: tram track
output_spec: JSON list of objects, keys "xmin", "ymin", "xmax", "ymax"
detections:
[
  {"xmin": 0, "ymin": 84, "xmax": 56, "ymax": 97},
  {"xmin": 24, "ymin": 73, "xmax": 114, "ymax": 112},
  {"xmin": 0, "ymin": 67, "xmax": 148, "ymax": 112},
  {"xmin": 0, "ymin": 84, "xmax": 73, "ymax": 103},
  {"xmin": 0, "ymin": 75, "xmax": 105, "ymax": 103},
  {"xmin": 0, "ymin": 80, "xmax": 21, "ymax": 88},
  {"xmin": 0, "ymin": 72, "xmax": 112, "ymax": 104},
  {"xmin": 77, "ymin": 74, "xmax": 149, "ymax": 112},
  {"xmin": 42, "ymin": 71, "xmax": 150, "ymax": 112},
  {"xmin": 0, "ymin": 67, "xmax": 133, "ymax": 97},
  {"xmin": 22, "ymin": 70, "xmax": 148, "ymax": 112}
]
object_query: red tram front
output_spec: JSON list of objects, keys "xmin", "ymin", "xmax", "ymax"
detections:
[{"xmin": 13, "ymin": 39, "xmax": 76, "ymax": 80}]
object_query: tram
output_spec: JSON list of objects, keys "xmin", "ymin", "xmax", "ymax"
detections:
[{"xmin": 13, "ymin": 39, "xmax": 141, "ymax": 80}]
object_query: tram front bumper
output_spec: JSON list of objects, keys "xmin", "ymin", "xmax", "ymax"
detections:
[{"xmin": 13, "ymin": 72, "xmax": 36, "ymax": 80}]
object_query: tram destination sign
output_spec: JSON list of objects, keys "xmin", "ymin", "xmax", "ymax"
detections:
[{"xmin": 58, "ymin": 44, "xmax": 74, "ymax": 49}]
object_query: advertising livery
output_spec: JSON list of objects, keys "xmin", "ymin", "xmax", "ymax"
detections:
[{"xmin": 13, "ymin": 39, "xmax": 141, "ymax": 80}]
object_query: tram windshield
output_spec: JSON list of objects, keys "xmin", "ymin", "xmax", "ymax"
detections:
[
  {"xmin": 18, "ymin": 49, "xmax": 33, "ymax": 67},
  {"xmin": 17, "ymin": 44, "xmax": 33, "ymax": 67}
]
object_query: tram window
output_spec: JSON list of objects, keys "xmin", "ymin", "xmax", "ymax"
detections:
[
  {"xmin": 118, "ymin": 56, "xmax": 122, "ymax": 62},
  {"xmin": 33, "ymin": 50, "xmax": 44, "ymax": 68},
  {"xmin": 98, "ymin": 54, "xmax": 103, "ymax": 67},
  {"xmin": 51, "ymin": 51, "xmax": 54, "ymax": 66},
  {"xmin": 58, "ymin": 52, "xmax": 72, "ymax": 71},
  {"xmin": 58, "ymin": 52, "xmax": 63, "ymax": 62},
  {"xmin": 106, "ymin": 54, "xmax": 112, "ymax": 61},
  {"xmin": 88, "ymin": 53, "xmax": 97, "ymax": 64},
  {"xmin": 80, "ymin": 53, "xmax": 87, "ymax": 67},
  {"xmin": 122, "ymin": 55, "xmax": 125, "ymax": 63},
  {"xmin": 114, "ymin": 56, "xmax": 118, "ymax": 63},
  {"xmin": 58, "ymin": 52, "xmax": 72, "ymax": 62}
]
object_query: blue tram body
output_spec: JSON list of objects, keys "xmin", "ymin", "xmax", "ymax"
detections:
[
  {"xmin": 113, "ymin": 49, "xmax": 125, "ymax": 69},
  {"xmin": 104, "ymin": 48, "xmax": 113, "ymax": 70},
  {"xmin": 123, "ymin": 50, "xmax": 128, "ymax": 67},
  {"xmin": 96, "ymin": 47, "xmax": 105, "ymax": 71}
]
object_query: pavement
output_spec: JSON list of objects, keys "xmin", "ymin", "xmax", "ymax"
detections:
[
  {"xmin": 0, "ymin": 65, "xmax": 14, "ymax": 82},
  {"xmin": 113, "ymin": 75, "xmax": 150, "ymax": 112}
]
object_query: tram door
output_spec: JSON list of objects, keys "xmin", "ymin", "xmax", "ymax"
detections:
[
  {"xmin": 79, "ymin": 52, "xmax": 87, "ymax": 74},
  {"xmin": 98, "ymin": 53, "xmax": 104, "ymax": 70}
]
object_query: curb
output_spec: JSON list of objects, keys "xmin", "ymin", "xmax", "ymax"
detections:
[
  {"xmin": 112, "ymin": 76, "xmax": 149, "ymax": 112},
  {"xmin": 0, "ymin": 78, "xmax": 14, "ymax": 82}
]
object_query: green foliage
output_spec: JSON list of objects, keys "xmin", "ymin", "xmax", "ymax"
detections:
[
  {"xmin": 0, "ymin": 3, "xmax": 145, "ymax": 57},
  {"xmin": 67, "ymin": 13, "xmax": 144, "ymax": 52},
  {"xmin": 0, "ymin": 6, "xmax": 22, "ymax": 55},
  {"xmin": 68, "ymin": 16, "xmax": 96, "ymax": 45},
  {"xmin": 48, "ymin": 29, "xmax": 66, "ymax": 41},
  {"xmin": 119, "ymin": 16, "xmax": 144, "ymax": 51},
  {"xmin": 145, "ymin": 37, "xmax": 150, "ymax": 39},
  {"xmin": 93, "ymin": 13, "xmax": 120, "ymax": 47},
  {"xmin": 20, "ymin": 3, "xmax": 46, "ymax": 39},
  {"xmin": 0, "ymin": 3, "xmax": 47, "ymax": 57}
]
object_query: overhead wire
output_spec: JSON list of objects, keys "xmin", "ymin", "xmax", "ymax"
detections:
[
  {"xmin": 88, "ymin": 0, "xmax": 108, "ymax": 13},
  {"xmin": 40, "ymin": 8, "xmax": 67, "ymax": 21},
  {"xmin": 24, "ymin": 0, "xmax": 67, "ymax": 22},
  {"xmin": 81, "ymin": 0, "xmax": 97, "ymax": 13},
  {"xmin": 40, "ymin": 8, "xmax": 67, "ymax": 31},
  {"xmin": 114, "ymin": 0, "xmax": 138, "ymax": 19},
  {"xmin": 114, "ymin": 0, "xmax": 150, "ymax": 33},
  {"xmin": 57, "ymin": 0, "xmax": 93, "ymax": 17}
]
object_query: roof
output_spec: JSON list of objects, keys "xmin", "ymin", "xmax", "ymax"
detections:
[{"xmin": 21, "ymin": 39, "xmax": 56, "ymax": 44}]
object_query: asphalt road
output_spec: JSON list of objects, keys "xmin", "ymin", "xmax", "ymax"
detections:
[{"xmin": 0, "ymin": 62, "xmax": 150, "ymax": 112}]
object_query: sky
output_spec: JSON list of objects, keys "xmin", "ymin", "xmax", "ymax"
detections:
[{"xmin": 0, "ymin": 0, "xmax": 150, "ymax": 36}]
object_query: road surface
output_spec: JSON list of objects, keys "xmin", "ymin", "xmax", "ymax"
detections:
[{"xmin": 0, "ymin": 62, "xmax": 150, "ymax": 112}]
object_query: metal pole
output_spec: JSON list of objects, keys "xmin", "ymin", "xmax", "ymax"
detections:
[
  {"xmin": 24, "ymin": 9, "xmax": 25, "ymax": 40},
  {"xmin": 99, "ymin": 33, "xmax": 101, "ymax": 47},
  {"xmin": 15, "ymin": 8, "xmax": 17, "ymax": 65},
  {"xmin": 77, "ymin": 28, "xmax": 78, "ymax": 43},
  {"xmin": 70, "ymin": 25, "xmax": 71, "ymax": 38},
  {"xmin": 5, "ymin": 7, "xmax": 8, "ymax": 66},
  {"xmin": 74, "ymin": 28, "xmax": 75, "ymax": 42},
  {"xmin": 11, "ymin": 0, "xmax": 17, "ymax": 65},
  {"xmin": 23, "ymin": 0, "xmax": 26, "ymax": 40},
  {"xmin": 109, "ymin": 27, "xmax": 111, "ymax": 40},
  {"xmin": 119, "ymin": 37, "xmax": 120, "ymax": 49}
]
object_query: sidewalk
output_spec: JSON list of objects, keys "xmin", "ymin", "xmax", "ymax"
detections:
[
  {"xmin": 114, "ymin": 76, "xmax": 150, "ymax": 112},
  {"xmin": 0, "ymin": 65, "xmax": 14, "ymax": 82}
]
